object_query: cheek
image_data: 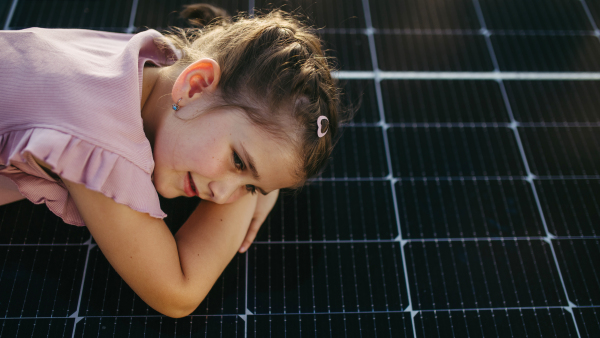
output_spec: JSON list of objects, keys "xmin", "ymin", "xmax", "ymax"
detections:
[{"xmin": 224, "ymin": 186, "xmax": 247, "ymax": 204}]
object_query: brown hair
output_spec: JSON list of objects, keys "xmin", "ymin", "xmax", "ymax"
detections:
[{"xmin": 161, "ymin": 4, "xmax": 352, "ymax": 187}]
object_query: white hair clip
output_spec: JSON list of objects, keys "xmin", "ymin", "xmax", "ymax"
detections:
[{"xmin": 317, "ymin": 116, "xmax": 329, "ymax": 138}]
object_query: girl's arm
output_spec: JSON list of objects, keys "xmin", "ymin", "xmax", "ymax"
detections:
[{"xmin": 62, "ymin": 177, "xmax": 257, "ymax": 318}]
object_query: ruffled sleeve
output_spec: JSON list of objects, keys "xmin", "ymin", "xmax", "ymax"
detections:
[{"xmin": 0, "ymin": 128, "xmax": 167, "ymax": 226}]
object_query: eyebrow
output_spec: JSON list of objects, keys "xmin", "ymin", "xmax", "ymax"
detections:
[{"xmin": 240, "ymin": 144, "xmax": 270, "ymax": 196}]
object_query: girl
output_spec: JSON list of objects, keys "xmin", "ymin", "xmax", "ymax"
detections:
[{"xmin": 0, "ymin": 4, "xmax": 347, "ymax": 317}]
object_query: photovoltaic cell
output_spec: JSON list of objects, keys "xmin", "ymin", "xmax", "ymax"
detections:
[
  {"xmin": 414, "ymin": 309, "xmax": 578, "ymax": 338},
  {"xmin": 585, "ymin": 0, "xmax": 600, "ymax": 27},
  {"xmin": 380, "ymin": 80, "xmax": 508, "ymax": 123},
  {"xmin": 375, "ymin": 34, "xmax": 494, "ymax": 71},
  {"xmin": 320, "ymin": 33, "xmax": 373, "ymax": 71},
  {"xmin": 479, "ymin": 0, "xmax": 593, "ymax": 31},
  {"xmin": 388, "ymin": 127, "xmax": 526, "ymax": 177},
  {"xmin": 535, "ymin": 179, "xmax": 600, "ymax": 237},
  {"xmin": 74, "ymin": 316, "xmax": 245, "ymax": 337},
  {"xmin": 248, "ymin": 313, "xmax": 414, "ymax": 338},
  {"xmin": 0, "ymin": 318, "xmax": 74, "ymax": 338},
  {"xmin": 341, "ymin": 80, "xmax": 379, "ymax": 124},
  {"xmin": 78, "ymin": 247, "xmax": 245, "ymax": 316},
  {"xmin": 259, "ymin": 181, "xmax": 398, "ymax": 241},
  {"xmin": 247, "ymin": 243, "xmax": 409, "ymax": 313},
  {"xmin": 9, "ymin": 0, "xmax": 133, "ymax": 30},
  {"xmin": 405, "ymin": 240, "xmax": 568, "ymax": 309},
  {"xmin": 320, "ymin": 127, "xmax": 388, "ymax": 178},
  {"xmin": 368, "ymin": 0, "xmax": 480, "ymax": 30},
  {"xmin": 0, "ymin": 246, "xmax": 87, "ymax": 317},
  {"xmin": 519, "ymin": 127, "xmax": 600, "ymax": 176},
  {"xmin": 492, "ymin": 35, "xmax": 600, "ymax": 72},
  {"xmin": 504, "ymin": 81, "xmax": 600, "ymax": 123},
  {"xmin": 553, "ymin": 239, "xmax": 600, "ymax": 306},
  {"xmin": 396, "ymin": 179, "xmax": 544, "ymax": 239},
  {"xmin": 574, "ymin": 308, "xmax": 600, "ymax": 338}
]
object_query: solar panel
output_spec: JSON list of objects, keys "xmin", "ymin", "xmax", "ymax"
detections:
[{"xmin": 1, "ymin": 0, "xmax": 600, "ymax": 336}]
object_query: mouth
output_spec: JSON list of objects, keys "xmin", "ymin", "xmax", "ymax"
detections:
[{"xmin": 184, "ymin": 172, "xmax": 198, "ymax": 197}]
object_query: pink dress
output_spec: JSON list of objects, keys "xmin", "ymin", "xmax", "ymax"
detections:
[{"xmin": 0, "ymin": 28, "xmax": 178, "ymax": 226}]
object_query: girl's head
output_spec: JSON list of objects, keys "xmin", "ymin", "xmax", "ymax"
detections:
[{"xmin": 148, "ymin": 4, "xmax": 350, "ymax": 202}]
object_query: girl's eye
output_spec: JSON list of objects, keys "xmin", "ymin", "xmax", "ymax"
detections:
[
  {"xmin": 246, "ymin": 185, "xmax": 257, "ymax": 195},
  {"xmin": 233, "ymin": 151, "xmax": 245, "ymax": 170}
]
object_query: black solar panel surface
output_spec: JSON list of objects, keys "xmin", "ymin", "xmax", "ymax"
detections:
[{"xmin": 1, "ymin": 0, "xmax": 600, "ymax": 337}]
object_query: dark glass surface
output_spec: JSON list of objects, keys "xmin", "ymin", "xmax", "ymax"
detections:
[
  {"xmin": 9, "ymin": 0, "xmax": 133, "ymax": 30},
  {"xmin": 2, "ymin": 1, "xmax": 600, "ymax": 337},
  {"xmin": 0, "ymin": 200, "xmax": 90, "ymax": 244},
  {"xmin": 320, "ymin": 33, "xmax": 373, "ymax": 71},
  {"xmin": 0, "ymin": 0, "xmax": 12, "ymax": 28},
  {"xmin": 375, "ymin": 34, "xmax": 494, "ymax": 71},
  {"xmin": 341, "ymin": 80, "xmax": 379, "ymax": 124},
  {"xmin": 259, "ymin": 181, "xmax": 398, "ymax": 241},
  {"xmin": 74, "ymin": 316, "xmax": 245, "ymax": 337},
  {"xmin": 405, "ymin": 240, "xmax": 568, "ymax": 309},
  {"xmin": 575, "ymin": 308, "xmax": 600, "ymax": 338},
  {"xmin": 136, "ymin": 0, "xmax": 248, "ymax": 30},
  {"xmin": 480, "ymin": 0, "xmax": 593, "ymax": 31},
  {"xmin": 536, "ymin": 179, "xmax": 600, "ymax": 236},
  {"xmin": 492, "ymin": 35, "xmax": 600, "ymax": 72},
  {"xmin": 255, "ymin": 0, "xmax": 365, "ymax": 29},
  {"xmin": 247, "ymin": 243, "xmax": 408, "ymax": 313},
  {"xmin": 79, "ymin": 247, "xmax": 245, "ymax": 316},
  {"xmin": 519, "ymin": 127, "xmax": 600, "ymax": 176},
  {"xmin": 0, "ymin": 246, "xmax": 87, "ymax": 317},
  {"xmin": 248, "ymin": 313, "xmax": 414, "ymax": 337},
  {"xmin": 505, "ymin": 80, "xmax": 600, "ymax": 123},
  {"xmin": 586, "ymin": 0, "xmax": 600, "ymax": 28},
  {"xmin": 369, "ymin": 0, "xmax": 480, "ymax": 30},
  {"xmin": 553, "ymin": 239, "xmax": 600, "ymax": 306},
  {"xmin": 397, "ymin": 179, "xmax": 544, "ymax": 238},
  {"xmin": 0, "ymin": 319, "xmax": 74, "ymax": 338},
  {"xmin": 321, "ymin": 127, "xmax": 388, "ymax": 178},
  {"xmin": 381, "ymin": 80, "xmax": 508, "ymax": 123},
  {"xmin": 414, "ymin": 309, "xmax": 578, "ymax": 338},
  {"xmin": 388, "ymin": 127, "xmax": 525, "ymax": 177}
]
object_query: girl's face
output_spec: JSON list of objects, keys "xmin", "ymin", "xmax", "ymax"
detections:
[{"xmin": 151, "ymin": 106, "xmax": 298, "ymax": 204}]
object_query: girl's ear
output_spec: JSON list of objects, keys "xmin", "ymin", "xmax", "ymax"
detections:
[{"xmin": 171, "ymin": 58, "xmax": 221, "ymax": 105}]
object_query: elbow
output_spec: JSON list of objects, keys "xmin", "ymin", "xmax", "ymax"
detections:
[{"xmin": 153, "ymin": 289, "xmax": 205, "ymax": 318}]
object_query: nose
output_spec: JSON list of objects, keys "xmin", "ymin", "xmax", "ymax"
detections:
[{"xmin": 208, "ymin": 180, "xmax": 245, "ymax": 204}]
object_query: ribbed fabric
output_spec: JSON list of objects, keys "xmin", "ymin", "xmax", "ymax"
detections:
[{"xmin": 0, "ymin": 28, "xmax": 178, "ymax": 226}]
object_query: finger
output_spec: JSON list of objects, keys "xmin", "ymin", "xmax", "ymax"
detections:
[{"xmin": 239, "ymin": 217, "xmax": 264, "ymax": 253}]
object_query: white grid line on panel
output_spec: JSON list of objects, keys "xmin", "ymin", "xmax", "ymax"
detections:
[
  {"xmin": 580, "ymin": 0, "xmax": 600, "ymax": 32},
  {"xmin": 309, "ymin": 176, "xmax": 600, "ymax": 182},
  {"xmin": 473, "ymin": 0, "xmax": 583, "ymax": 336},
  {"xmin": 5, "ymin": 305, "xmax": 600, "ymax": 319},
  {"xmin": 333, "ymin": 71, "xmax": 600, "ymax": 80},
  {"xmin": 318, "ymin": 27, "xmax": 598, "ymax": 36},
  {"xmin": 2, "ymin": 0, "xmax": 17, "ymax": 30},
  {"xmin": 70, "ymin": 237, "xmax": 95, "ymax": 338},
  {"xmin": 253, "ymin": 236, "xmax": 600, "ymax": 244},
  {"xmin": 126, "ymin": 0, "xmax": 139, "ymax": 34},
  {"xmin": 361, "ymin": 0, "xmax": 417, "ymax": 336}
]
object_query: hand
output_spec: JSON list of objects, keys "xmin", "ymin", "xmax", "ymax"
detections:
[{"xmin": 238, "ymin": 189, "xmax": 279, "ymax": 253}]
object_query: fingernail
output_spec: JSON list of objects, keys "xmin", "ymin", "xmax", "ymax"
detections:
[{"xmin": 239, "ymin": 246, "xmax": 246, "ymax": 253}]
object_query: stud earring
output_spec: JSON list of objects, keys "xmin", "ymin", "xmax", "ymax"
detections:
[{"xmin": 172, "ymin": 98, "xmax": 183, "ymax": 111}]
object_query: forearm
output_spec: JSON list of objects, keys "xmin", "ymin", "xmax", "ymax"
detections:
[
  {"xmin": 174, "ymin": 193, "xmax": 257, "ymax": 305},
  {"xmin": 62, "ymin": 176, "xmax": 257, "ymax": 318}
]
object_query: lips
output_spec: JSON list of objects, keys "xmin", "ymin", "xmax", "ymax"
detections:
[{"xmin": 184, "ymin": 172, "xmax": 197, "ymax": 197}]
